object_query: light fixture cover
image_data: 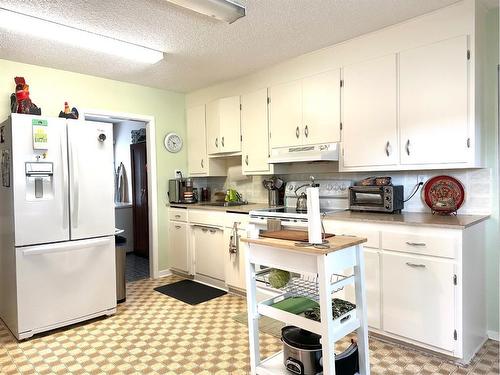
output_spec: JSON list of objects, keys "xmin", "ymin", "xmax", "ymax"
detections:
[
  {"xmin": 166, "ymin": 0, "xmax": 245, "ymax": 23},
  {"xmin": 0, "ymin": 8, "xmax": 164, "ymax": 64}
]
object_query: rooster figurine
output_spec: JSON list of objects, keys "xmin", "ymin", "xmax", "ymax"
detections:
[{"xmin": 11, "ymin": 77, "xmax": 41, "ymax": 115}]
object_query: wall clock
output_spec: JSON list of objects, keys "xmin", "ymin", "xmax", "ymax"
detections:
[{"xmin": 164, "ymin": 132, "xmax": 183, "ymax": 153}]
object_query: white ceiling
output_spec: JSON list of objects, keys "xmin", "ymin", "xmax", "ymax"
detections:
[{"xmin": 0, "ymin": 0, "xmax": 466, "ymax": 93}]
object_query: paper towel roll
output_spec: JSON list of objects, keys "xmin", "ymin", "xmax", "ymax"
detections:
[{"xmin": 307, "ymin": 187, "xmax": 322, "ymax": 244}]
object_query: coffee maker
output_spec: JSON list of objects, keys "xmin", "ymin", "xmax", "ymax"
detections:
[{"xmin": 168, "ymin": 179, "xmax": 186, "ymax": 204}]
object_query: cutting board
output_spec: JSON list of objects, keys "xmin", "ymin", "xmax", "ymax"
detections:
[{"xmin": 259, "ymin": 230, "xmax": 334, "ymax": 242}]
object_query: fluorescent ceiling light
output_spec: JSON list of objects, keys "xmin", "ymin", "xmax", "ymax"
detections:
[
  {"xmin": 166, "ymin": 0, "xmax": 245, "ymax": 23},
  {"xmin": 0, "ymin": 7, "xmax": 164, "ymax": 64}
]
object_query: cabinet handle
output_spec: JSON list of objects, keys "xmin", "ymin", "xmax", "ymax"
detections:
[
  {"xmin": 304, "ymin": 125, "xmax": 309, "ymax": 138},
  {"xmin": 201, "ymin": 158, "xmax": 204, "ymax": 168},
  {"xmin": 202, "ymin": 228, "xmax": 208, "ymax": 232},
  {"xmin": 175, "ymin": 215, "xmax": 181, "ymax": 218},
  {"xmin": 175, "ymin": 225, "xmax": 181, "ymax": 229},
  {"xmin": 406, "ymin": 241, "xmax": 426, "ymax": 247},
  {"xmin": 221, "ymin": 136, "xmax": 224, "ymax": 147},
  {"xmin": 295, "ymin": 126, "xmax": 300, "ymax": 139},
  {"xmin": 245, "ymin": 154, "xmax": 249, "ymax": 165},
  {"xmin": 406, "ymin": 262, "xmax": 426, "ymax": 268},
  {"xmin": 209, "ymin": 229, "xmax": 217, "ymax": 234},
  {"xmin": 467, "ymin": 137, "xmax": 471, "ymax": 148},
  {"xmin": 405, "ymin": 139, "xmax": 411, "ymax": 156},
  {"xmin": 385, "ymin": 141, "xmax": 390, "ymax": 157},
  {"xmin": 215, "ymin": 137, "xmax": 218, "ymax": 148}
]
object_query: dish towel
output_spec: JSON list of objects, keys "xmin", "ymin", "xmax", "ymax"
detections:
[{"xmin": 116, "ymin": 162, "xmax": 128, "ymax": 203}]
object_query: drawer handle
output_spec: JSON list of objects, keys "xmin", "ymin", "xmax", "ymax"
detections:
[
  {"xmin": 175, "ymin": 215, "xmax": 181, "ymax": 218},
  {"xmin": 202, "ymin": 228, "xmax": 208, "ymax": 232},
  {"xmin": 406, "ymin": 241, "xmax": 426, "ymax": 247},
  {"xmin": 406, "ymin": 262, "xmax": 426, "ymax": 268},
  {"xmin": 175, "ymin": 225, "xmax": 181, "ymax": 229},
  {"xmin": 209, "ymin": 229, "xmax": 217, "ymax": 234}
]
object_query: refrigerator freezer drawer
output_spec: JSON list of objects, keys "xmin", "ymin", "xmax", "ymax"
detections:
[{"xmin": 15, "ymin": 237, "xmax": 116, "ymax": 336}]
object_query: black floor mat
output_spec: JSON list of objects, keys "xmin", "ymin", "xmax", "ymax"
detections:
[{"xmin": 154, "ymin": 280, "xmax": 227, "ymax": 305}]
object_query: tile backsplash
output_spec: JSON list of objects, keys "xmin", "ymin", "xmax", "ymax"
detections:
[{"xmin": 193, "ymin": 166, "xmax": 492, "ymax": 215}]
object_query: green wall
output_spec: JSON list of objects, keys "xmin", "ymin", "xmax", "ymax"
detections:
[{"xmin": 0, "ymin": 59, "xmax": 187, "ymax": 271}]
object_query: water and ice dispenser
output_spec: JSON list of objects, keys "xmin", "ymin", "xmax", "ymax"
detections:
[{"xmin": 25, "ymin": 161, "xmax": 54, "ymax": 200}]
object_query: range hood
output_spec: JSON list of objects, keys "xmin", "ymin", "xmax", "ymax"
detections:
[{"xmin": 268, "ymin": 143, "xmax": 340, "ymax": 163}]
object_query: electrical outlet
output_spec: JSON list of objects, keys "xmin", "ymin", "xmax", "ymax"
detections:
[{"xmin": 174, "ymin": 170, "xmax": 182, "ymax": 179}]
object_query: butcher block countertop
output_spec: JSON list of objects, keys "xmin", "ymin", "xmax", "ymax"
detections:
[
  {"xmin": 241, "ymin": 235, "xmax": 367, "ymax": 255},
  {"xmin": 324, "ymin": 211, "xmax": 490, "ymax": 229}
]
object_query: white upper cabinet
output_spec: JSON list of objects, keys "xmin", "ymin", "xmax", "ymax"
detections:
[
  {"xmin": 241, "ymin": 88, "xmax": 273, "ymax": 174},
  {"xmin": 302, "ymin": 70, "xmax": 341, "ymax": 145},
  {"xmin": 187, "ymin": 105, "xmax": 208, "ymax": 175},
  {"xmin": 206, "ymin": 96, "xmax": 241, "ymax": 155},
  {"xmin": 342, "ymin": 54, "xmax": 398, "ymax": 168},
  {"xmin": 269, "ymin": 71, "xmax": 341, "ymax": 149},
  {"xmin": 187, "ymin": 105, "xmax": 226, "ymax": 177},
  {"xmin": 399, "ymin": 36, "xmax": 469, "ymax": 165},
  {"xmin": 269, "ymin": 80, "xmax": 303, "ymax": 148}
]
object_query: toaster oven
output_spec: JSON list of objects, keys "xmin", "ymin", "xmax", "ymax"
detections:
[{"xmin": 349, "ymin": 185, "xmax": 404, "ymax": 213}]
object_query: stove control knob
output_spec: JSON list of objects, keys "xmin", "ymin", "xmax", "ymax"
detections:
[
  {"xmin": 333, "ymin": 184, "xmax": 339, "ymax": 191},
  {"xmin": 326, "ymin": 184, "xmax": 333, "ymax": 191},
  {"xmin": 288, "ymin": 185, "xmax": 294, "ymax": 191},
  {"xmin": 340, "ymin": 184, "xmax": 347, "ymax": 191}
]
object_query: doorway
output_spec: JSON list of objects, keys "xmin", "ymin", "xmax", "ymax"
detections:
[{"xmin": 82, "ymin": 110, "xmax": 159, "ymax": 280}]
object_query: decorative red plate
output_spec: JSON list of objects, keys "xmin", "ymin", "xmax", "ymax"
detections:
[{"xmin": 422, "ymin": 175, "xmax": 465, "ymax": 215}]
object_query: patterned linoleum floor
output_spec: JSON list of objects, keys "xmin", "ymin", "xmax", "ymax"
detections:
[{"xmin": 0, "ymin": 275, "xmax": 498, "ymax": 375}]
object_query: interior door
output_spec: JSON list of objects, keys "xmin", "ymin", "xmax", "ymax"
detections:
[
  {"xmin": 11, "ymin": 115, "xmax": 70, "ymax": 246},
  {"xmin": 68, "ymin": 120, "xmax": 115, "ymax": 240},
  {"xmin": 131, "ymin": 142, "xmax": 149, "ymax": 258},
  {"xmin": 219, "ymin": 96, "xmax": 241, "ymax": 153},
  {"xmin": 302, "ymin": 70, "xmax": 341, "ymax": 145},
  {"xmin": 187, "ymin": 105, "xmax": 207, "ymax": 175},
  {"xmin": 16, "ymin": 237, "xmax": 116, "ymax": 335},
  {"xmin": 241, "ymin": 88, "xmax": 271, "ymax": 173},
  {"xmin": 382, "ymin": 252, "xmax": 455, "ymax": 351},
  {"xmin": 269, "ymin": 80, "xmax": 303, "ymax": 148},
  {"xmin": 342, "ymin": 54, "xmax": 398, "ymax": 167},
  {"xmin": 399, "ymin": 36, "xmax": 469, "ymax": 165}
]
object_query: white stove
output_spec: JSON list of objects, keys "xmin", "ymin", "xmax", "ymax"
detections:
[{"xmin": 250, "ymin": 179, "xmax": 351, "ymax": 227}]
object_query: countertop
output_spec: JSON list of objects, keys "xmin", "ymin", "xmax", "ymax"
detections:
[
  {"xmin": 324, "ymin": 210, "xmax": 490, "ymax": 229},
  {"xmin": 168, "ymin": 202, "xmax": 272, "ymax": 214},
  {"xmin": 241, "ymin": 235, "xmax": 366, "ymax": 255}
]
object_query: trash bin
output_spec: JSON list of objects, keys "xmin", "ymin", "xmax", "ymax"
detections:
[{"xmin": 115, "ymin": 235, "xmax": 127, "ymax": 303}]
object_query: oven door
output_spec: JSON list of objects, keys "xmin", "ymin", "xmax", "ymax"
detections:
[{"xmin": 349, "ymin": 187, "xmax": 385, "ymax": 208}]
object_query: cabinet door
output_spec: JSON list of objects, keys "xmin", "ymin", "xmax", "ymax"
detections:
[
  {"xmin": 345, "ymin": 248, "xmax": 381, "ymax": 329},
  {"xmin": 187, "ymin": 105, "xmax": 207, "ymax": 175},
  {"xmin": 219, "ymin": 96, "xmax": 241, "ymax": 153},
  {"xmin": 168, "ymin": 221, "xmax": 188, "ymax": 272},
  {"xmin": 269, "ymin": 80, "xmax": 303, "ymax": 148},
  {"xmin": 206, "ymin": 100, "xmax": 220, "ymax": 155},
  {"xmin": 400, "ymin": 36, "xmax": 469, "ymax": 165},
  {"xmin": 342, "ymin": 55, "xmax": 398, "ymax": 167},
  {"xmin": 241, "ymin": 88, "xmax": 271, "ymax": 174},
  {"xmin": 224, "ymin": 228, "xmax": 247, "ymax": 290},
  {"xmin": 382, "ymin": 252, "xmax": 455, "ymax": 351},
  {"xmin": 302, "ymin": 70, "xmax": 341, "ymax": 145},
  {"xmin": 194, "ymin": 226, "xmax": 224, "ymax": 281}
]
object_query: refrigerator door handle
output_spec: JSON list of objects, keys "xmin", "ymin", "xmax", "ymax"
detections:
[
  {"xmin": 70, "ymin": 137, "xmax": 79, "ymax": 228},
  {"xmin": 21, "ymin": 238, "xmax": 111, "ymax": 256},
  {"xmin": 60, "ymin": 134, "xmax": 69, "ymax": 230}
]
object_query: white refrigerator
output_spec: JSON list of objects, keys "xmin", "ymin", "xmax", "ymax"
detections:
[{"xmin": 0, "ymin": 114, "xmax": 116, "ymax": 340}]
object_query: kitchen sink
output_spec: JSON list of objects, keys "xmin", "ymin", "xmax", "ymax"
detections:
[{"xmin": 199, "ymin": 201, "xmax": 248, "ymax": 207}]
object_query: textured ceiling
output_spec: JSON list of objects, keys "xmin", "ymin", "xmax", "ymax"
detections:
[{"xmin": 0, "ymin": 0, "xmax": 462, "ymax": 93}]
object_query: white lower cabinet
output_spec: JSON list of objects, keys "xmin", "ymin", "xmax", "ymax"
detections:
[
  {"xmin": 168, "ymin": 221, "xmax": 189, "ymax": 273},
  {"xmin": 193, "ymin": 226, "xmax": 225, "ymax": 281},
  {"xmin": 345, "ymin": 248, "xmax": 381, "ymax": 329},
  {"xmin": 382, "ymin": 252, "xmax": 456, "ymax": 352},
  {"xmin": 223, "ymin": 227, "xmax": 248, "ymax": 290}
]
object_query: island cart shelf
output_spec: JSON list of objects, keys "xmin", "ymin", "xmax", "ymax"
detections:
[{"xmin": 242, "ymin": 235, "xmax": 371, "ymax": 375}]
